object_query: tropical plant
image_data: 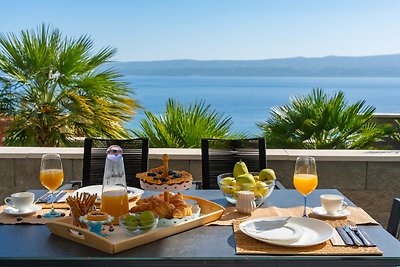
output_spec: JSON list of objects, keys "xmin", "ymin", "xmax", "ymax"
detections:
[
  {"xmin": 134, "ymin": 98, "xmax": 246, "ymax": 148},
  {"xmin": 0, "ymin": 24, "xmax": 138, "ymax": 146},
  {"xmin": 392, "ymin": 120, "xmax": 400, "ymax": 144},
  {"xmin": 258, "ymin": 88, "xmax": 393, "ymax": 149}
]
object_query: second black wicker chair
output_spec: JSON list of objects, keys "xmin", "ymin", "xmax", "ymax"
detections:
[
  {"xmin": 201, "ymin": 138, "xmax": 272, "ymax": 189},
  {"xmin": 82, "ymin": 137, "xmax": 149, "ymax": 188},
  {"xmin": 387, "ymin": 198, "xmax": 400, "ymax": 239}
]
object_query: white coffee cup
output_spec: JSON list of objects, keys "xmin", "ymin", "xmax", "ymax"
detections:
[
  {"xmin": 4, "ymin": 192, "xmax": 35, "ymax": 212},
  {"xmin": 320, "ymin": 194, "xmax": 348, "ymax": 215}
]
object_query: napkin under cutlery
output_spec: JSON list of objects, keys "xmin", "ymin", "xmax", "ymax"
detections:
[{"xmin": 335, "ymin": 226, "xmax": 376, "ymax": 247}]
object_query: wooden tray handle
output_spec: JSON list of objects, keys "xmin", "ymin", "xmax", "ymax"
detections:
[{"xmin": 47, "ymin": 219, "xmax": 114, "ymax": 254}]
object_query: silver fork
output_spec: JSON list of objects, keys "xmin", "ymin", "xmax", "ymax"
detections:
[{"xmin": 349, "ymin": 224, "xmax": 373, "ymax": 247}]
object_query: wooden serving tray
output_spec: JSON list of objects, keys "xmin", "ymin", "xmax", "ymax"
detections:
[{"xmin": 46, "ymin": 195, "xmax": 225, "ymax": 254}]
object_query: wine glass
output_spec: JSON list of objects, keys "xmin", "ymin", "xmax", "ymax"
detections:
[
  {"xmin": 40, "ymin": 153, "xmax": 64, "ymax": 218},
  {"xmin": 293, "ymin": 156, "xmax": 318, "ymax": 217}
]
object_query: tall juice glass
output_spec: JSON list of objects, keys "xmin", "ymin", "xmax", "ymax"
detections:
[
  {"xmin": 293, "ymin": 156, "xmax": 318, "ymax": 217},
  {"xmin": 40, "ymin": 153, "xmax": 64, "ymax": 218},
  {"xmin": 100, "ymin": 145, "xmax": 129, "ymax": 225}
]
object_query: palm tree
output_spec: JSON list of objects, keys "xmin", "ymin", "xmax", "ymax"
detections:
[
  {"xmin": 258, "ymin": 88, "xmax": 393, "ymax": 149},
  {"xmin": 134, "ymin": 98, "xmax": 246, "ymax": 148},
  {"xmin": 0, "ymin": 24, "xmax": 139, "ymax": 146}
]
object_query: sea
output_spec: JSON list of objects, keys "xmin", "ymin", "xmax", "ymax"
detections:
[{"xmin": 122, "ymin": 76, "xmax": 400, "ymax": 135}]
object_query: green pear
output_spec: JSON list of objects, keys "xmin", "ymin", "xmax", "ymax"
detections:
[
  {"xmin": 139, "ymin": 211, "xmax": 156, "ymax": 231},
  {"xmin": 123, "ymin": 215, "xmax": 139, "ymax": 231},
  {"xmin": 233, "ymin": 160, "xmax": 249, "ymax": 178},
  {"xmin": 258, "ymin": 168, "xmax": 276, "ymax": 182},
  {"xmin": 236, "ymin": 173, "xmax": 256, "ymax": 187},
  {"xmin": 253, "ymin": 181, "xmax": 269, "ymax": 198},
  {"xmin": 219, "ymin": 177, "xmax": 236, "ymax": 194}
]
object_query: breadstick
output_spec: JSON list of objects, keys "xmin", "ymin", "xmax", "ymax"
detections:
[{"xmin": 66, "ymin": 193, "xmax": 97, "ymax": 228}]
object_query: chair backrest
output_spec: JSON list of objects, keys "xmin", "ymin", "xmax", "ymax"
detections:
[
  {"xmin": 82, "ymin": 137, "xmax": 149, "ymax": 188},
  {"xmin": 201, "ymin": 138, "xmax": 266, "ymax": 189},
  {"xmin": 387, "ymin": 198, "xmax": 400, "ymax": 239}
]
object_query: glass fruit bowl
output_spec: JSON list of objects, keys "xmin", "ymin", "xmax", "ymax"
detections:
[
  {"xmin": 217, "ymin": 172, "xmax": 275, "ymax": 205},
  {"xmin": 119, "ymin": 211, "xmax": 159, "ymax": 235}
]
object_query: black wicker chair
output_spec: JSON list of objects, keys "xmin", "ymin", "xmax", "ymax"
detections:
[
  {"xmin": 387, "ymin": 198, "xmax": 400, "ymax": 239},
  {"xmin": 201, "ymin": 138, "xmax": 285, "ymax": 190},
  {"xmin": 82, "ymin": 137, "xmax": 149, "ymax": 188}
]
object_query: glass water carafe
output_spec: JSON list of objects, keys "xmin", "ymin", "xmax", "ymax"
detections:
[{"xmin": 100, "ymin": 145, "xmax": 129, "ymax": 225}]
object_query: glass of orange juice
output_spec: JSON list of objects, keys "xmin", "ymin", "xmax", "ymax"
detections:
[
  {"xmin": 100, "ymin": 187, "xmax": 129, "ymax": 225},
  {"xmin": 40, "ymin": 153, "xmax": 64, "ymax": 218},
  {"xmin": 293, "ymin": 156, "xmax": 318, "ymax": 217}
]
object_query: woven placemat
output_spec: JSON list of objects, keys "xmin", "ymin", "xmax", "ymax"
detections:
[
  {"xmin": 0, "ymin": 197, "xmax": 140, "ymax": 225},
  {"xmin": 233, "ymin": 219, "xmax": 383, "ymax": 255},
  {"xmin": 210, "ymin": 206, "xmax": 379, "ymax": 226},
  {"xmin": 0, "ymin": 206, "xmax": 68, "ymax": 224}
]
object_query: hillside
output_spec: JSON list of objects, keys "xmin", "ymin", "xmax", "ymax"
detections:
[{"xmin": 109, "ymin": 54, "xmax": 400, "ymax": 77}]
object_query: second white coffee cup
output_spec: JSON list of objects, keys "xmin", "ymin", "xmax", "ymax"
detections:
[
  {"xmin": 320, "ymin": 194, "xmax": 348, "ymax": 215},
  {"xmin": 4, "ymin": 192, "xmax": 35, "ymax": 212}
]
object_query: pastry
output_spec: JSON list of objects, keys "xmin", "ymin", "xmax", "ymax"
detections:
[
  {"xmin": 87, "ymin": 211, "xmax": 109, "ymax": 221},
  {"xmin": 129, "ymin": 192, "xmax": 193, "ymax": 219},
  {"xmin": 172, "ymin": 204, "xmax": 192, "ymax": 219},
  {"xmin": 136, "ymin": 154, "xmax": 193, "ymax": 186}
]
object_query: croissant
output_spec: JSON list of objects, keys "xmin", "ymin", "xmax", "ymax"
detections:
[
  {"xmin": 172, "ymin": 204, "xmax": 192, "ymax": 219},
  {"xmin": 170, "ymin": 193, "xmax": 184, "ymax": 201},
  {"xmin": 163, "ymin": 191, "xmax": 173, "ymax": 203},
  {"xmin": 129, "ymin": 202, "xmax": 151, "ymax": 213},
  {"xmin": 153, "ymin": 202, "xmax": 174, "ymax": 218},
  {"xmin": 170, "ymin": 197, "xmax": 185, "ymax": 207},
  {"xmin": 136, "ymin": 198, "xmax": 150, "ymax": 205}
]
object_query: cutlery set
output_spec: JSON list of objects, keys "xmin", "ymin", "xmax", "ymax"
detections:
[
  {"xmin": 35, "ymin": 191, "xmax": 66, "ymax": 204},
  {"xmin": 336, "ymin": 225, "xmax": 375, "ymax": 247}
]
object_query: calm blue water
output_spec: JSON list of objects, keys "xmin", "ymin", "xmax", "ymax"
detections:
[{"xmin": 123, "ymin": 76, "xmax": 400, "ymax": 135}]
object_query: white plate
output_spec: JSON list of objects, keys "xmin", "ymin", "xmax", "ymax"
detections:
[
  {"xmin": 4, "ymin": 204, "xmax": 42, "ymax": 216},
  {"xmin": 239, "ymin": 216, "xmax": 333, "ymax": 247},
  {"xmin": 312, "ymin": 206, "xmax": 351, "ymax": 218},
  {"xmin": 158, "ymin": 205, "xmax": 201, "ymax": 227},
  {"xmin": 73, "ymin": 185, "xmax": 144, "ymax": 202}
]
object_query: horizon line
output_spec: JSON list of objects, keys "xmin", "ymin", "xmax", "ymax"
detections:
[{"xmin": 113, "ymin": 53, "xmax": 400, "ymax": 63}]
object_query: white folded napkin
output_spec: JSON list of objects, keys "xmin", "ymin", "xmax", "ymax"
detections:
[{"xmin": 243, "ymin": 219, "xmax": 304, "ymax": 243}]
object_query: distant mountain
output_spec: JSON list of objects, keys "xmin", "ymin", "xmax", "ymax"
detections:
[{"xmin": 109, "ymin": 54, "xmax": 400, "ymax": 77}]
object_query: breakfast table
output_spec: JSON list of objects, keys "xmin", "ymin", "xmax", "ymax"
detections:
[{"xmin": 0, "ymin": 189, "xmax": 399, "ymax": 267}]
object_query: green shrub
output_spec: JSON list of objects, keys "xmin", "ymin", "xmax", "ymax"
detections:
[
  {"xmin": 134, "ymin": 98, "xmax": 246, "ymax": 148},
  {"xmin": 258, "ymin": 88, "xmax": 393, "ymax": 149}
]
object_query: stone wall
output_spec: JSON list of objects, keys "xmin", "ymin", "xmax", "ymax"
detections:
[{"xmin": 0, "ymin": 147, "xmax": 398, "ymax": 227}]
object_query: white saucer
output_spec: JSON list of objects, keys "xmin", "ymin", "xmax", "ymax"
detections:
[
  {"xmin": 4, "ymin": 204, "xmax": 42, "ymax": 216},
  {"xmin": 312, "ymin": 206, "xmax": 351, "ymax": 218}
]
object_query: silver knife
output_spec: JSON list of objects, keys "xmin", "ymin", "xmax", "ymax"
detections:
[
  {"xmin": 353, "ymin": 227, "xmax": 373, "ymax": 247},
  {"xmin": 344, "ymin": 225, "xmax": 363, "ymax": 246}
]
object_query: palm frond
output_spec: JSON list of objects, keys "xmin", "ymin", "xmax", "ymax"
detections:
[
  {"xmin": 0, "ymin": 23, "xmax": 138, "ymax": 146},
  {"xmin": 134, "ymin": 98, "xmax": 246, "ymax": 148},
  {"xmin": 259, "ymin": 88, "xmax": 393, "ymax": 149}
]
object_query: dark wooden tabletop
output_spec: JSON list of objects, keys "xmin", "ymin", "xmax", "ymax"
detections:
[{"xmin": 0, "ymin": 189, "xmax": 399, "ymax": 267}]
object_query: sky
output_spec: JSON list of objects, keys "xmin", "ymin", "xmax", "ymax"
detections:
[{"xmin": 1, "ymin": 0, "xmax": 399, "ymax": 62}]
